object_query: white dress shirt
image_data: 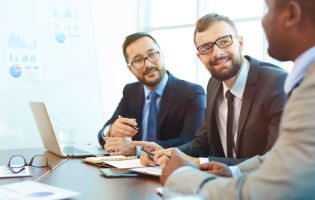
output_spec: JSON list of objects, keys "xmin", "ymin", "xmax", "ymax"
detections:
[
  {"xmin": 199, "ymin": 57, "xmax": 250, "ymax": 163},
  {"xmin": 216, "ymin": 58, "xmax": 250, "ymax": 158}
]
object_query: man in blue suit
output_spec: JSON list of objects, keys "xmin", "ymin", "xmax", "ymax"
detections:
[{"xmin": 97, "ymin": 32, "xmax": 206, "ymax": 156}]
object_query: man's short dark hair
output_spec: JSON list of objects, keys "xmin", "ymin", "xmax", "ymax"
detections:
[
  {"xmin": 194, "ymin": 13, "xmax": 238, "ymax": 46},
  {"xmin": 275, "ymin": 0, "xmax": 315, "ymax": 25},
  {"xmin": 122, "ymin": 32, "xmax": 160, "ymax": 63}
]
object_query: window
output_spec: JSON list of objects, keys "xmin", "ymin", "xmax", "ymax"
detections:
[{"xmin": 139, "ymin": 0, "xmax": 292, "ymax": 90}]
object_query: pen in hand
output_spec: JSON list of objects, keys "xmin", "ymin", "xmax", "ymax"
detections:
[
  {"xmin": 141, "ymin": 147, "xmax": 155, "ymax": 156},
  {"xmin": 163, "ymin": 152, "xmax": 171, "ymax": 158},
  {"xmin": 118, "ymin": 115, "xmax": 139, "ymax": 130}
]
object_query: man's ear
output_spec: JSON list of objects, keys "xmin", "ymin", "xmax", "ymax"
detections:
[
  {"xmin": 127, "ymin": 65, "xmax": 133, "ymax": 73},
  {"xmin": 196, "ymin": 52, "xmax": 204, "ymax": 65},
  {"xmin": 238, "ymin": 35, "xmax": 244, "ymax": 52},
  {"xmin": 284, "ymin": 1, "xmax": 302, "ymax": 28}
]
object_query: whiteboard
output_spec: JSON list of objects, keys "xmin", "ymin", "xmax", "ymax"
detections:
[{"xmin": 0, "ymin": 0, "xmax": 104, "ymax": 150}]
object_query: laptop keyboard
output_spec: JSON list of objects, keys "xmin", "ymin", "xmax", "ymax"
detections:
[{"xmin": 62, "ymin": 146, "xmax": 89, "ymax": 154}]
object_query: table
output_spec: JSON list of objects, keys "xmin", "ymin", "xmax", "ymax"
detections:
[{"xmin": 0, "ymin": 148, "xmax": 162, "ymax": 199}]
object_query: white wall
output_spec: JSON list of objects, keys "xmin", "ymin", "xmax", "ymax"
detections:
[
  {"xmin": 91, "ymin": 0, "xmax": 138, "ymax": 123},
  {"xmin": 0, "ymin": 0, "xmax": 138, "ymax": 150}
]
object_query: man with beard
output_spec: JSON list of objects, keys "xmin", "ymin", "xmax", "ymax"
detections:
[
  {"xmin": 157, "ymin": 0, "xmax": 315, "ymax": 199},
  {"xmin": 132, "ymin": 13, "xmax": 287, "ymax": 166},
  {"xmin": 97, "ymin": 32, "xmax": 206, "ymax": 156}
]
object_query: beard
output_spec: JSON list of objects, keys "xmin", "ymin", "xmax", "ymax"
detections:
[
  {"xmin": 207, "ymin": 51, "xmax": 243, "ymax": 81},
  {"xmin": 135, "ymin": 66, "xmax": 166, "ymax": 87}
]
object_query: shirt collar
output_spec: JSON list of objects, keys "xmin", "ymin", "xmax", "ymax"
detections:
[
  {"xmin": 223, "ymin": 57, "xmax": 250, "ymax": 100},
  {"xmin": 284, "ymin": 45, "xmax": 315, "ymax": 93},
  {"xmin": 143, "ymin": 72, "xmax": 169, "ymax": 99}
]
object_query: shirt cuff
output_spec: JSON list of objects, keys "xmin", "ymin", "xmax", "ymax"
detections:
[
  {"xmin": 171, "ymin": 166, "xmax": 192, "ymax": 176},
  {"xmin": 136, "ymin": 146, "xmax": 142, "ymax": 157},
  {"xmin": 102, "ymin": 125, "xmax": 112, "ymax": 142},
  {"xmin": 199, "ymin": 157, "xmax": 209, "ymax": 164},
  {"xmin": 229, "ymin": 166, "xmax": 242, "ymax": 177}
]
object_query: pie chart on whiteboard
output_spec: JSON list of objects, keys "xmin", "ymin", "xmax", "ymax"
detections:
[
  {"xmin": 55, "ymin": 32, "xmax": 66, "ymax": 43},
  {"xmin": 9, "ymin": 64, "xmax": 22, "ymax": 78}
]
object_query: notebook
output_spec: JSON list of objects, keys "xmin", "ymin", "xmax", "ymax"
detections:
[
  {"xmin": 29, "ymin": 102, "xmax": 108, "ymax": 157},
  {"xmin": 84, "ymin": 156, "xmax": 145, "ymax": 169},
  {"xmin": 129, "ymin": 166, "xmax": 161, "ymax": 176}
]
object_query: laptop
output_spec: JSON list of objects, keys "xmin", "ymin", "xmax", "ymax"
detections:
[{"xmin": 29, "ymin": 102, "xmax": 108, "ymax": 157}]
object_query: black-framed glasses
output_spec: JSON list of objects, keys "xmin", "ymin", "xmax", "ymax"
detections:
[
  {"xmin": 128, "ymin": 50, "xmax": 161, "ymax": 69},
  {"xmin": 197, "ymin": 34, "xmax": 238, "ymax": 55},
  {"xmin": 7, "ymin": 155, "xmax": 52, "ymax": 173}
]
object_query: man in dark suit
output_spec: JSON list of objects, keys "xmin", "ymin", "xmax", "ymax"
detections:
[
  {"xmin": 97, "ymin": 32, "xmax": 206, "ymax": 156},
  {"xmin": 132, "ymin": 13, "xmax": 287, "ymax": 166}
]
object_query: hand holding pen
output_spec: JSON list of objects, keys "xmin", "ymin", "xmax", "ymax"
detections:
[{"xmin": 107, "ymin": 115, "xmax": 139, "ymax": 138}]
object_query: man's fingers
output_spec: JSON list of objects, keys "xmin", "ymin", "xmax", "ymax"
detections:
[
  {"xmin": 118, "ymin": 118, "xmax": 137, "ymax": 127},
  {"xmin": 104, "ymin": 137, "xmax": 121, "ymax": 142},
  {"xmin": 154, "ymin": 149, "xmax": 171, "ymax": 163},
  {"xmin": 156, "ymin": 155, "xmax": 169, "ymax": 167},
  {"xmin": 140, "ymin": 152, "xmax": 156, "ymax": 167},
  {"xmin": 109, "ymin": 151, "xmax": 123, "ymax": 156},
  {"xmin": 130, "ymin": 141, "xmax": 150, "ymax": 148},
  {"xmin": 105, "ymin": 145, "xmax": 121, "ymax": 152},
  {"xmin": 116, "ymin": 124, "xmax": 137, "ymax": 136},
  {"xmin": 198, "ymin": 163, "xmax": 213, "ymax": 171},
  {"xmin": 105, "ymin": 141, "xmax": 120, "ymax": 148}
]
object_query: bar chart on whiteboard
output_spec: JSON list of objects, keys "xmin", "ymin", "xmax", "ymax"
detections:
[
  {"xmin": 5, "ymin": 28, "xmax": 43, "ymax": 80},
  {"xmin": 51, "ymin": 0, "xmax": 82, "ymax": 47}
]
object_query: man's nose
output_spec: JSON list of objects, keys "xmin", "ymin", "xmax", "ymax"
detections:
[
  {"xmin": 211, "ymin": 44, "xmax": 224, "ymax": 59},
  {"xmin": 143, "ymin": 58, "xmax": 153, "ymax": 69}
]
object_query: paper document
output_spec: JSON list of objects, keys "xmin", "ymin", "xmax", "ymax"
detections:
[
  {"xmin": 105, "ymin": 159, "xmax": 144, "ymax": 169},
  {"xmin": 85, "ymin": 156, "xmax": 144, "ymax": 168},
  {"xmin": 0, "ymin": 181, "xmax": 80, "ymax": 200},
  {"xmin": 129, "ymin": 166, "xmax": 162, "ymax": 176},
  {"xmin": 0, "ymin": 166, "xmax": 33, "ymax": 178}
]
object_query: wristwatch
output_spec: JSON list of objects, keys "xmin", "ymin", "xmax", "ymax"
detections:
[{"xmin": 103, "ymin": 124, "xmax": 112, "ymax": 137}]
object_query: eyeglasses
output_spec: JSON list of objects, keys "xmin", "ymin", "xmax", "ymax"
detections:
[
  {"xmin": 128, "ymin": 51, "xmax": 161, "ymax": 69},
  {"xmin": 197, "ymin": 34, "xmax": 238, "ymax": 55},
  {"xmin": 7, "ymin": 155, "xmax": 52, "ymax": 173}
]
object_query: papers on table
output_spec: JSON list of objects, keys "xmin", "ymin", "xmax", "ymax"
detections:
[
  {"xmin": 0, "ymin": 181, "xmax": 80, "ymax": 200},
  {"xmin": 0, "ymin": 166, "xmax": 33, "ymax": 178},
  {"xmin": 86, "ymin": 156, "xmax": 145, "ymax": 169},
  {"xmin": 129, "ymin": 166, "xmax": 162, "ymax": 176}
]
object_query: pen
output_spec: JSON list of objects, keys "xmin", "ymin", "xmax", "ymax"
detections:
[
  {"xmin": 141, "ymin": 147, "xmax": 155, "ymax": 156},
  {"xmin": 163, "ymin": 152, "xmax": 171, "ymax": 158},
  {"xmin": 118, "ymin": 115, "xmax": 139, "ymax": 130}
]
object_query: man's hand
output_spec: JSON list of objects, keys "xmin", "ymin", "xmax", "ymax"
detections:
[
  {"xmin": 198, "ymin": 161, "xmax": 233, "ymax": 177},
  {"xmin": 109, "ymin": 118, "xmax": 138, "ymax": 138},
  {"xmin": 160, "ymin": 148, "xmax": 197, "ymax": 186},
  {"xmin": 154, "ymin": 148, "xmax": 200, "ymax": 169},
  {"xmin": 130, "ymin": 141, "xmax": 163, "ymax": 167},
  {"xmin": 104, "ymin": 137, "xmax": 137, "ymax": 156}
]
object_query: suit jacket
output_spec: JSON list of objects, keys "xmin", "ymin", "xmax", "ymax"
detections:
[
  {"xmin": 165, "ymin": 60, "xmax": 315, "ymax": 200},
  {"xmin": 177, "ymin": 56, "xmax": 288, "ymax": 165},
  {"xmin": 97, "ymin": 71, "xmax": 206, "ymax": 148}
]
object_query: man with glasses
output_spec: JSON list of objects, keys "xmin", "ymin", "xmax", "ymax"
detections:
[
  {"xmin": 97, "ymin": 32, "xmax": 206, "ymax": 156},
  {"xmin": 157, "ymin": 0, "xmax": 315, "ymax": 198},
  {"xmin": 132, "ymin": 13, "xmax": 287, "ymax": 166}
]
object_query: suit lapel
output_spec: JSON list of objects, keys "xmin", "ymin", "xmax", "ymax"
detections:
[
  {"xmin": 131, "ymin": 84, "xmax": 144, "ymax": 141},
  {"xmin": 156, "ymin": 72, "xmax": 177, "ymax": 139},
  {"xmin": 207, "ymin": 79, "xmax": 225, "ymax": 157},
  {"xmin": 235, "ymin": 56, "xmax": 259, "ymax": 155}
]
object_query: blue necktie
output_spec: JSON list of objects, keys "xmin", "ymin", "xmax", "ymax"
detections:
[{"xmin": 147, "ymin": 92, "xmax": 158, "ymax": 142}]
